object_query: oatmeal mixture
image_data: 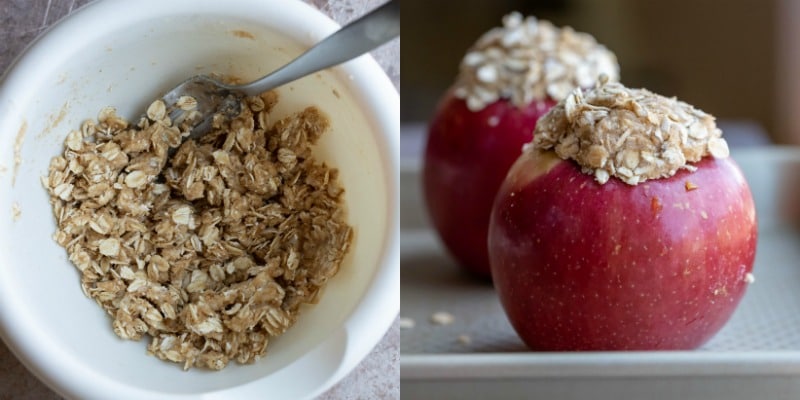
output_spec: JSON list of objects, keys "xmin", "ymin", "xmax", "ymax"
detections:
[
  {"xmin": 532, "ymin": 76, "xmax": 729, "ymax": 185},
  {"xmin": 453, "ymin": 11, "xmax": 619, "ymax": 111},
  {"xmin": 44, "ymin": 91, "xmax": 352, "ymax": 370}
]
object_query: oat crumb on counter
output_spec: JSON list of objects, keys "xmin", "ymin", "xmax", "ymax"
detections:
[{"xmin": 745, "ymin": 272, "xmax": 755, "ymax": 284}]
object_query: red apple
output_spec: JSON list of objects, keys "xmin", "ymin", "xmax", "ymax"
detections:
[
  {"xmin": 488, "ymin": 149, "xmax": 757, "ymax": 350},
  {"xmin": 423, "ymin": 91, "xmax": 556, "ymax": 279},
  {"xmin": 421, "ymin": 12, "xmax": 619, "ymax": 279}
]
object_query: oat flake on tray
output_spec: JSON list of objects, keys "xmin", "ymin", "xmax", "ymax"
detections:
[{"xmin": 44, "ymin": 91, "xmax": 352, "ymax": 370}]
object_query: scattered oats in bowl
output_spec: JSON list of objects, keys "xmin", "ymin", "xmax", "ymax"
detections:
[{"xmin": 43, "ymin": 91, "xmax": 352, "ymax": 370}]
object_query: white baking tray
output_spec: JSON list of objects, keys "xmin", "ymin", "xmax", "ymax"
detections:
[{"xmin": 400, "ymin": 147, "xmax": 800, "ymax": 400}]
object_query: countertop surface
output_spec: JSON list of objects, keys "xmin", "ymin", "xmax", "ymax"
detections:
[{"xmin": 0, "ymin": 0, "xmax": 399, "ymax": 399}]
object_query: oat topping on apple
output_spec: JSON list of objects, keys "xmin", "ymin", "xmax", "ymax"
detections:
[
  {"xmin": 488, "ymin": 79, "xmax": 757, "ymax": 350},
  {"xmin": 532, "ymin": 75, "xmax": 730, "ymax": 185},
  {"xmin": 424, "ymin": 12, "xmax": 619, "ymax": 279}
]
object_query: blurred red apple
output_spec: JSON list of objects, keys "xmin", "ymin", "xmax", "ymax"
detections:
[
  {"xmin": 488, "ymin": 82, "xmax": 758, "ymax": 350},
  {"xmin": 422, "ymin": 12, "xmax": 619, "ymax": 279},
  {"xmin": 423, "ymin": 92, "xmax": 555, "ymax": 279}
]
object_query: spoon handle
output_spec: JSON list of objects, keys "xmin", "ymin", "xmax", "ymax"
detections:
[{"xmin": 239, "ymin": 0, "xmax": 400, "ymax": 96}]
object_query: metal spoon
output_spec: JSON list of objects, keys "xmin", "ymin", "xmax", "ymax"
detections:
[{"xmin": 158, "ymin": 0, "xmax": 399, "ymax": 146}]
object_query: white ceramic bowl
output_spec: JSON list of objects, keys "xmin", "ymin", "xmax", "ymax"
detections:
[{"xmin": 0, "ymin": 0, "xmax": 399, "ymax": 398}]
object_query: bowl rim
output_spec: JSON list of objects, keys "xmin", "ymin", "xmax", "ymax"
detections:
[{"xmin": 0, "ymin": 0, "xmax": 400, "ymax": 398}]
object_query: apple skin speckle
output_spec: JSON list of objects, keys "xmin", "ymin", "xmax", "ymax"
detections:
[
  {"xmin": 488, "ymin": 151, "xmax": 757, "ymax": 350},
  {"xmin": 424, "ymin": 90, "xmax": 557, "ymax": 279}
]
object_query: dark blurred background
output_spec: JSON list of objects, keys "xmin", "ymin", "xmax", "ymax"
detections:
[{"xmin": 402, "ymin": 0, "xmax": 800, "ymax": 144}]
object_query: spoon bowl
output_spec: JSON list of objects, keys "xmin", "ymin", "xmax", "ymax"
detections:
[{"xmin": 160, "ymin": 0, "xmax": 399, "ymax": 147}]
